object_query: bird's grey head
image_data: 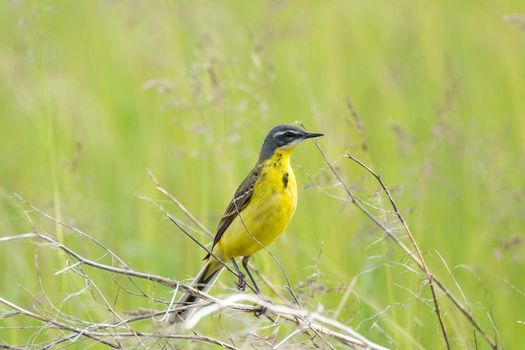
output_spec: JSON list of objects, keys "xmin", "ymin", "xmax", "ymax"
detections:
[{"xmin": 259, "ymin": 124, "xmax": 323, "ymax": 160}]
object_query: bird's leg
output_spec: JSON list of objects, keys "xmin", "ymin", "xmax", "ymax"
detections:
[
  {"xmin": 230, "ymin": 258, "xmax": 246, "ymax": 291},
  {"xmin": 241, "ymin": 256, "xmax": 261, "ymax": 294},
  {"xmin": 242, "ymin": 256, "xmax": 267, "ymax": 317}
]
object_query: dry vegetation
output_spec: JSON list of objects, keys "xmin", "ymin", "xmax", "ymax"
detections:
[
  {"xmin": 0, "ymin": 110, "xmax": 499, "ymax": 349},
  {"xmin": 1, "ymin": 2, "xmax": 524, "ymax": 349}
]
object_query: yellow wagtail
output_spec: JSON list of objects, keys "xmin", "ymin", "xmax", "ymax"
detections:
[{"xmin": 169, "ymin": 124, "xmax": 323, "ymax": 323}]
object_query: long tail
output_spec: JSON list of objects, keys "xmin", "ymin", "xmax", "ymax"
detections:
[{"xmin": 168, "ymin": 258, "xmax": 224, "ymax": 324}]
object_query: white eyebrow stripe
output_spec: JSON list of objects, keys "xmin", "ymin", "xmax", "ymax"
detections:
[{"xmin": 273, "ymin": 130, "xmax": 300, "ymax": 138}]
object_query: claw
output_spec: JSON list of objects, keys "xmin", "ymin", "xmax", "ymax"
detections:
[
  {"xmin": 254, "ymin": 305, "xmax": 267, "ymax": 317},
  {"xmin": 236, "ymin": 273, "xmax": 247, "ymax": 291}
]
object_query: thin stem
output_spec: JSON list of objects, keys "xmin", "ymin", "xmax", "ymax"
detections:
[
  {"xmin": 345, "ymin": 152, "xmax": 450, "ymax": 349},
  {"xmin": 312, "ymin": 142, "xmax": 497, "ymax": 349}
]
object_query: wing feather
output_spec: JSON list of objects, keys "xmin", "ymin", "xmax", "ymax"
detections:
[{"xmin": 204, "ymin": 163, "xmax": 262, "ymax": 259}]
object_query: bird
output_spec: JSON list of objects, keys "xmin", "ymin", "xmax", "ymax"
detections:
[{"xmin": 169, "ymin": 124, "xmax": 323, "ymax": 324}]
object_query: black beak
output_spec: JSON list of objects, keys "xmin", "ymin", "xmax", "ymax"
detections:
[{"xmin": 303, "ymin": 132, "xmax": 324, "ymax": 139}]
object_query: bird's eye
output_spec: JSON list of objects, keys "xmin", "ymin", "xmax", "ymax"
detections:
[{"xmin": 285, "ymin": 131, "xmax": 294, "ymax": 138}]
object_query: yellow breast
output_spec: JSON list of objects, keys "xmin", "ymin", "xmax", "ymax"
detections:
[{"xmin": 217, "ymin": 149, "xmax": 297, "ymax": 258}]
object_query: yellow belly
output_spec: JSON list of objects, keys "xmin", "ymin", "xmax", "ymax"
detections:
[{"xmin": 217, "ymin": 152, "xmax": 297, "ymax": 258}]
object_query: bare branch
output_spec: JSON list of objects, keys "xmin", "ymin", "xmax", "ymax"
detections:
[
  {"xmin": 0, "ymin": 295, "xmax": 119, "ymax": 349},
  {"xmin": 312, "ymin": 141, "xmax": 497, "ymax": 349},
  {"xmin": 147, "ymin": 169, "xmax": 213, "ymax": 238},
  {"xmin": 0, "ymin": 231, "xmax": 386, "ymax": 349},
  {"xmin": 345, "ymin": 152, "xmax": 450, "ymax": 349}
]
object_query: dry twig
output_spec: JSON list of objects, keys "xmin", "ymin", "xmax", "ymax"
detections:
[
  {"xmin": 0, "ymin": 211, "xmax": 386, "ymax": 350},
  {"xmin": 311, "ymin": 136, "xmax": 497, "ymax": 349},
  {"xmin": 345, "ymin": 152, "xmax": 450, "ymax": 349}
]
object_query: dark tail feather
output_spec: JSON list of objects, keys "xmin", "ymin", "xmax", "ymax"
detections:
[{"xmin": 169, "ymin": 259, "xmax": 223, "ymax": 324}]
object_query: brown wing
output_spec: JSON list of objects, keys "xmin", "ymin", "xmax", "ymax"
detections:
[{"xmin": 204, "ymin": 162, "xmax": 262, "ymax": 259}]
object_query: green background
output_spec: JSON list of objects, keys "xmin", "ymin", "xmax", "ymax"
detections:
[{"xmin": 0, "ymin": 1, "xmax": 524, "ymax": 348}]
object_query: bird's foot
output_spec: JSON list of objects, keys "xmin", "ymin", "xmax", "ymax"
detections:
[
  {"xmin": 236, "ymin": 273, "xmax": 247, "ymax": 291},
  {"xmin": 253, "ymin": 296, "xmax": 272, "ymax": 318},
  {"xmin": 254, "ymin": 305, "xmax": 267, "ymax": 318}
]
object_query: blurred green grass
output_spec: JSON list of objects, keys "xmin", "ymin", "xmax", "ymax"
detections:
[{"xmin": 0, "ymin": 0, "xmax": 524, "ymax": 348}]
